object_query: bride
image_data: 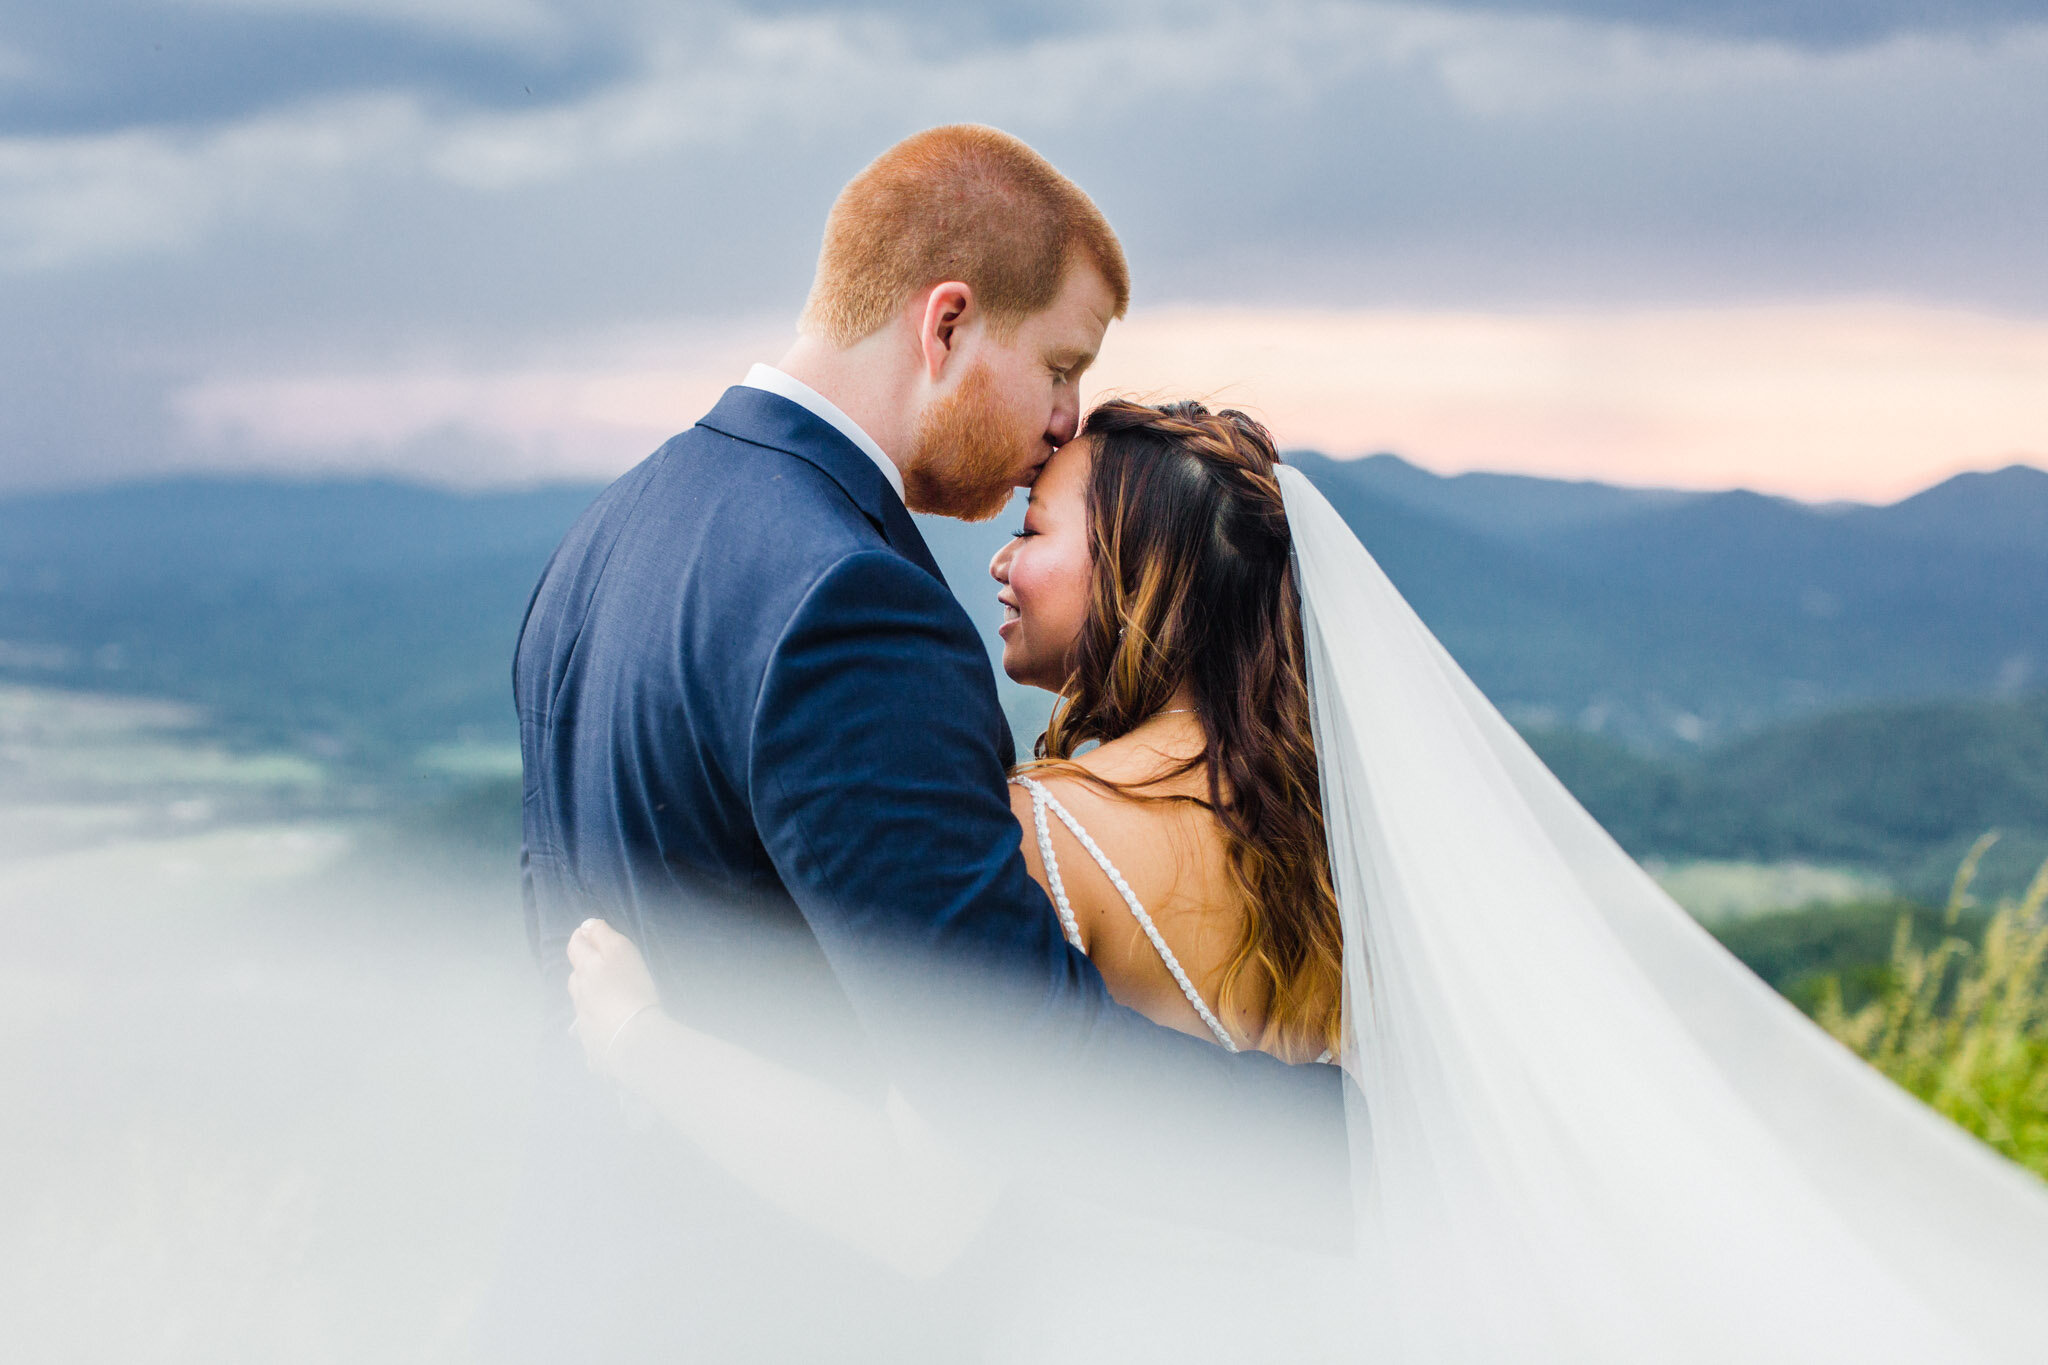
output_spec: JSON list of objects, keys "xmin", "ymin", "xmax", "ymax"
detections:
[{"xmin": 567, "ymin": 399, "xmax": 2048, "ymax": 1361}]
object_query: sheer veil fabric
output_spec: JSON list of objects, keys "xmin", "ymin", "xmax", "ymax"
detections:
[{"xmin": 1277, "ymin": 465, "xmax": 2048, "ymax": 1363}]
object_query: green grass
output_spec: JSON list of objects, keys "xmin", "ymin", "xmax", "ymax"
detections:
[{"xmin": 1810, "ymin": 836, "xmax": 2048, "ymax": 1179}]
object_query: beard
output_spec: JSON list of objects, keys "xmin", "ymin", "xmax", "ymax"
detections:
[{"xmin": 902, "ymin": 362, "xmax": 1039, "ymax": 522}]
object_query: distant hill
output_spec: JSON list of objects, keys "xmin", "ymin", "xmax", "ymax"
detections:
[
  {"xmin": 0, "ymin": 478, "xmax": 601, "ymax": 764},
  {"xmin": 1281, "ymin": 454, "xmax": 2048, "ymax": 746},
  {"xmin": 1, "ymin": 456, "xmax": 2044, "ymax": 766},
  {"xmin": 1848, "ymin": 464, "xmax": 2048, "ymax": 553},
  {"xmin": 1299, "ymin": 454, "xmax": 2048, "ymax": 552},
  {"xmin": 4, "ymin": 461, "xmax": 2043, "ymax": 896},
  {"xmin": 1310, "ymin": 452, "xmax": 1702, "ymax": 541},
  {"xmin": 1525, "ymin": 693, "xmax": 2048, "ymax": 902}
]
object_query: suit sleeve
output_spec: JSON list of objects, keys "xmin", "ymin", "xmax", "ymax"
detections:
[
  {"xmin": 747, "ymin": 550, "xmax": 1107, "ymax": 1035},
  {"xmin": 746, "ymin": 551, "xmax": 1343, "ymax": 1116}
]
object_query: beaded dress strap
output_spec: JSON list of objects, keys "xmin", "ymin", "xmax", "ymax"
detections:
[
  {"xmin": 1011, "ymin": 776, "xmax": 1238, "ymax": 1052},
  {"xmin": 1016, "ymin": 777, "xmax": 1086, "ymax": 952}
]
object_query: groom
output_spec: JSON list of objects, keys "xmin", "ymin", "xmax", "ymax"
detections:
[{"xmin": 495, "ymin": 126, "xmax": 1340, "ymax": 1359}]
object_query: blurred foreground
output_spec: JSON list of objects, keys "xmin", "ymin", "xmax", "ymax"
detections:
[
  {"xmin": 3, "ymin": 677, "xmax": 2046, "ymax": 1359},
  {"xmin": 0, "ymin": 689, "xmax": 539, "ymax": 1360}
]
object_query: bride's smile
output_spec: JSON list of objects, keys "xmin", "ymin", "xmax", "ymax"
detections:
[{"xmin": 989, "ymin": 436, "xmax": 1096, "ymax": 691}]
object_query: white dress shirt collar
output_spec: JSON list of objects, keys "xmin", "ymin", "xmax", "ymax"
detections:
[{"xmin": 740, "ymin": 363, "xmax": 904, "ymax": 503}]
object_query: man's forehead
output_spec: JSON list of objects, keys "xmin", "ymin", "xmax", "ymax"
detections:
[
  {"xmin": 1039, "ymin": 302, "xmax": 1107, "ymax": 346},
  {"xmin": 1054, "ymin": 260, "xmax": 1118, "ymax": 329},
  {"xmin": 1077, "ymin": 292, "xmax": 1116, "ymax": 337},
  {"xmin": 1045, "ymin": 310, "xmax": 1108, "ymax": 361}
]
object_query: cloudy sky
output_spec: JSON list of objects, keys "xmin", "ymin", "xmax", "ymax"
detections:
[{"xmin": 4, "ymin": 0, "xmax": 2046, "ymax": 499}]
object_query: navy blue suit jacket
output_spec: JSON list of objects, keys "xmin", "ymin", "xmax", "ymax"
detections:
[{"xmin": 514, "ymin": 385, "xmax": 1336, "ymax": 1108}]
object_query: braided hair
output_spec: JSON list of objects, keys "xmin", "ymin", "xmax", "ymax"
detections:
[{"xmin": 1028, "ymin": 398, "xmax": 1342, "ymax": 1062}]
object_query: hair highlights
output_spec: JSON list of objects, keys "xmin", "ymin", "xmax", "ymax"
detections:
[{"xmin": 1028, "ymin": 400, "xmax": 1343, "ymax": 1062}]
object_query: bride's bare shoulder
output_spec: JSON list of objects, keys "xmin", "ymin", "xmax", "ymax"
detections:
[{"xmin": 1008, "ymin": 725, "xmax": 1212, "ymax": 843}]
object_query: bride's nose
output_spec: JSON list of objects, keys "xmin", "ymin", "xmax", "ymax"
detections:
[{"xmin": 989, "ymin": 537, "xmax": 1014, "ymax": 584}]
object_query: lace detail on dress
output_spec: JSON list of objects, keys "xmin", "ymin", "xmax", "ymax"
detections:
[{"xmin": 1012, "ymin": 775, "xmax": 1239, "ymax": 1053}]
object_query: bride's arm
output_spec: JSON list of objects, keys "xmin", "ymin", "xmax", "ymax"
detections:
[{"xmin": 566, "ymin": 918, "xmax": 1000, "ymax": 1279}]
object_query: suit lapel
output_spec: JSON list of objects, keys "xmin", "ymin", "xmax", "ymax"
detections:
[
  {"xmin": 874, "ymin": 495, "xmax": 947, "ymax": 587},
  {"xmin": 699, "ymin": 385, "xmax": 1002, "ymax": 765},
  {"xmin": 697, "ymin": 386, "xmax": 946, "ymax": 587}
]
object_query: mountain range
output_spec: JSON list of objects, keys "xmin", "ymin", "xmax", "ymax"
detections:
[
  {"xmin": 4, "ymin": 455, "xmax": 2043, "ymax": 754},
  {"xmin": 1, "ymin": 454, "xmax": 2042, "ymax": 894},
  {"xmin": 1287, "ymin": 454, "xmax": 2048, "ymax": 746}
]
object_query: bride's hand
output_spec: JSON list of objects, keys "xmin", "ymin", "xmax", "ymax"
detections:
[{"xmin": 567, "ymin": 917, "xmax": 662, "ymax": 1072}]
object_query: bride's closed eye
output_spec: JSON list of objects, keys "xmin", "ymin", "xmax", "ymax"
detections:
[{"xmin": 1009, "ymin": 527, "xmax": 1036, "ymax": 539}]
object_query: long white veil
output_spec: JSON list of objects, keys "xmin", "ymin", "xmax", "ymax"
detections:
[{"xmin": 1277, "ymin": 464, "xmax": 2048, "ymax": 1364}]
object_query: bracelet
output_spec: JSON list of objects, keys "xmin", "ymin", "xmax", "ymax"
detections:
[{"xmin": 604, "ymin": 1002, "xmax": 659, "ymax": 1062}]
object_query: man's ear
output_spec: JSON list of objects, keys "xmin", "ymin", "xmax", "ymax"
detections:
[{"xmin": 916, "ymin": 281, "xmax": 974, "ymax": 382}]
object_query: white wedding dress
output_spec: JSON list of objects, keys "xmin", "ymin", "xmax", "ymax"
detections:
[{"xmin": 1275, "ymin": 463, "xmax": 2048, "ymax": 1363}]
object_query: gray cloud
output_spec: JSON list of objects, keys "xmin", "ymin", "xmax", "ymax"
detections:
[
  {"xmin": 1414, "ymin": 0, "xmax": 2048, "ymax": 49},
  {"xmin": 0, "ymin": 0, "xmax": 632, "ymax": 137},
  {"xmin": 727, "ymin": 0, "xmax": 1111, "ymax": 45},
  {"xmin": 2, "ymin": 0, "xmax": 2046, "ymax": 491},
  {"xmin": 10, "ymin": 0, "xmax": 2030, "ymax": 148}
]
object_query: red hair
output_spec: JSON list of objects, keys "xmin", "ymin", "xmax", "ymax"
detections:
[{"xmin": 801, "ymin": 124, "xmax": 1130, "ymax": 345}]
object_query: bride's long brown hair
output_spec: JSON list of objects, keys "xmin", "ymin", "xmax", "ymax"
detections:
[{"xmin": 1021, "ymin": 398, "xmax": 1342, "ymax": 1062}]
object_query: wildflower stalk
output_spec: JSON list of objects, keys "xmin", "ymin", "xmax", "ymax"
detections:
[{"xmin": 1815, "ymin": 837, "xmax": 2048, "ymax": 1179}]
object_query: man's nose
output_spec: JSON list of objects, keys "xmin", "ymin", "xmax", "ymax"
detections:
[{"xmin": 1046, "ymin": 392, "xmax": 1080, "ymax": 448}]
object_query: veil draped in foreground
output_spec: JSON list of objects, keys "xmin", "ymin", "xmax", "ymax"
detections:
[{"xmin": 1277, "ymin": 465, "xmax": 2048, "ymax": 1364}]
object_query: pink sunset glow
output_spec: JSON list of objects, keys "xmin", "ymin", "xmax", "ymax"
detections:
[
  {"xmin": 1087, "ymin": 303, "xmax": 2048, "ymax": 501},
  {"xmin": 178, "ymin": 302, "xmax": 2048, "ymax": 501}
]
